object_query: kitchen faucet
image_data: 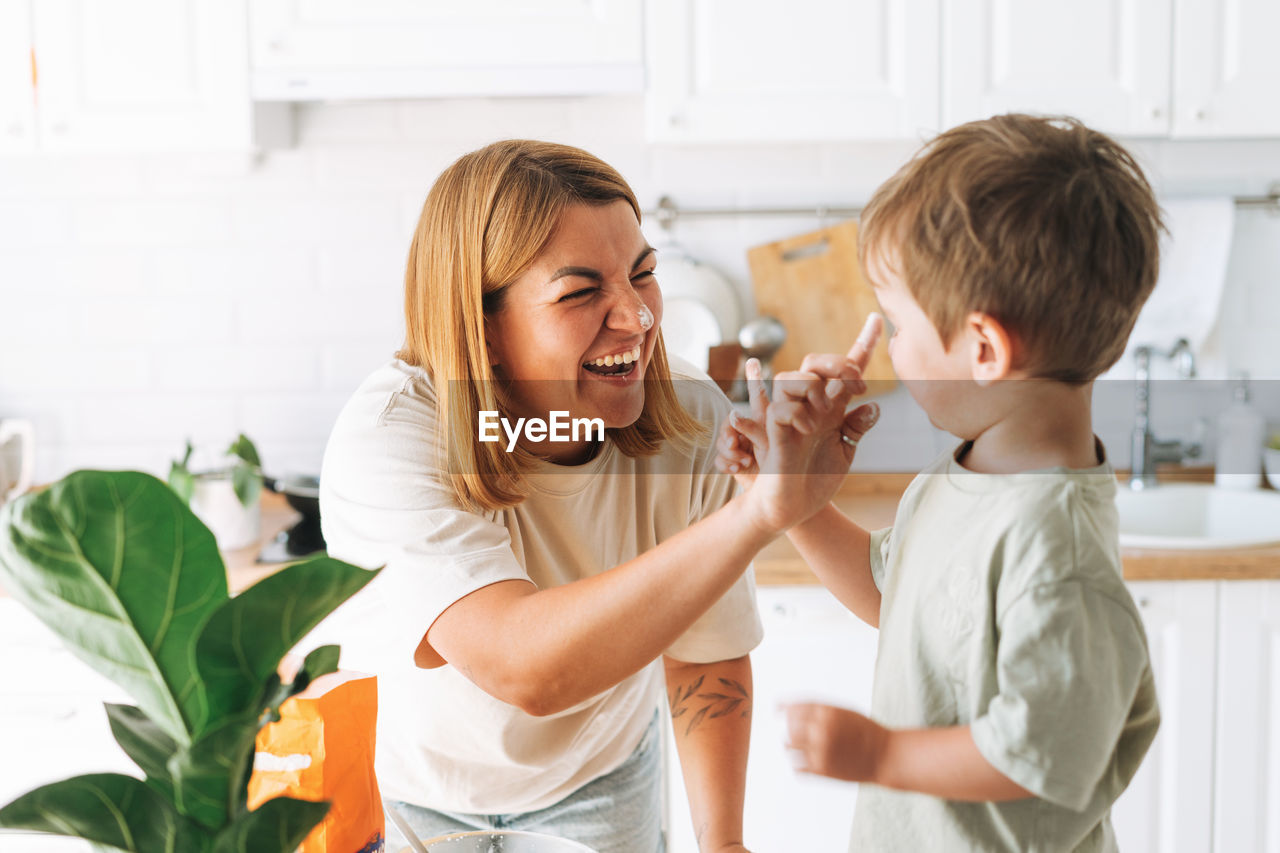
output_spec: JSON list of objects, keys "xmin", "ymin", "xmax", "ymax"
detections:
[{"xmin": 1128, "ymin": 338, "xmax": 1201, "ymax": 491}]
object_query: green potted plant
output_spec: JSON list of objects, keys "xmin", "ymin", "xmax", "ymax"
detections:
[
  {"xmin": 0, "ymin": 469, "xmax": 379, "ymax": 852},
  {"xmin": 169, "ymin": 434, "xmax": 265, "ymax": 550}
]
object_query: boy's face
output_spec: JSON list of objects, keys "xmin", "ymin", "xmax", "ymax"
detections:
[{"xmin": 866, "ymin": 249, "xmax": 978, "ymax": 434}]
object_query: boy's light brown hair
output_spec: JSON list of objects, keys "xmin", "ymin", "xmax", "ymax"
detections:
[{"xmin": 859, "ymin": 114, "xmax": 1164, "ymax": 383}]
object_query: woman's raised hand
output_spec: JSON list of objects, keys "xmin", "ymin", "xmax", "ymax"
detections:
[
  {"xmin": 723, "ymin": 314, "xmax": 884, "ymax": 533},
  {"xmin": 715, "ymin": 356, "xmax": 770, "ymax": 488}
]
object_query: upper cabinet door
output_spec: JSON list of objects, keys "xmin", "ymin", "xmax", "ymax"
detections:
[
  {"xmin": 1173, "ymin": 0, "xmax": 1280, "ymax": 137},
  {"xmin": 31, "ymin": 0, "xmax": 252, "ymax": 152},
  {"xmin": 249, "ymin": 0, "xmax": 644, "ymax": 100},
  {"xmin": 943, "ymin": 0, "xmax": 1172, "ymax": 136},
  {"xmin": 0, "ymin": 1, "xmax": 35, "ymax": 153},
  {"xmin": 645, "ymin": 0, "xmax": 940, "ymax": 142}
]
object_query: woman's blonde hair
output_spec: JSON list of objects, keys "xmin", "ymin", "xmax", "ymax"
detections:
[{"xmin": 397, "ymin": 140, "xmax": 704, "ymax": 512}]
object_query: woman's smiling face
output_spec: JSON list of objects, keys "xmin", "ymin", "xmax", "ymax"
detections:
[{"xmin": 485, "ymin": 200, "xmax": 662, "ymax": 453}]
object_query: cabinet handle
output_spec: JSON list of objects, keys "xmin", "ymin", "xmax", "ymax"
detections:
[
  {"xmin": 1195, "ymin": 109, "xmax": 1207, "ymax": 121},
  {"xmin": 1138, "ymin": 596, "xmax": 1152, "ymax": 609},
  {"xmin": 1150, "ymin": 107, "xmax": 1162, "ymax": 119}
]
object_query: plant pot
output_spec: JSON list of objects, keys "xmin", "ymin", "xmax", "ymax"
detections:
[
  {"xmin": 259, "ymin": 475, "xmax": 325, "ymax": 562},
  {"xmin": 190, "ymin": 474, "xmax": 260, "ymax": 550}
]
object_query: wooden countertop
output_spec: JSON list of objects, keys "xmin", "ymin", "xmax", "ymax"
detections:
[
  {"xmin": 6, "ymin": 470, "xmax": 1276, "ymax": 599},
  {"xmin": 228, "ymin": 470, "xmax": 1280, "ymax": 592},
  {"xmin": 223, "ymin": 491, "xmax": 304, "ymax": 593},
  {"xmin": 754, "ymin": 468, "xmax": 1280, "ymax": 584}
]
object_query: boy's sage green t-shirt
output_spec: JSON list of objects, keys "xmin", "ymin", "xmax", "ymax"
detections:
[{"xmin": 854, "ymin": 442, "xmax": 1160, "ymax": 853}]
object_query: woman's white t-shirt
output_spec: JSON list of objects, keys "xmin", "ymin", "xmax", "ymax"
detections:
[{"xmin": 316, "ymin": 356, "xmax": 763, "ymax": 814}]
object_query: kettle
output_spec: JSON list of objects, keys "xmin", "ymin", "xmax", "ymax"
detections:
[{"xmin": 0, "ymin": 419, "xmax": 34, "ymax": 503}]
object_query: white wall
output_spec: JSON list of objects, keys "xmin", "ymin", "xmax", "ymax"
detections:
[{"xmin": 2, "ymin": 95, "xmax": 1279, "ymax": 484}]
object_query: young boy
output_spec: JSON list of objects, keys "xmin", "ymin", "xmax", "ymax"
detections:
[{"xmin": 720, "ymin": 114, "xmax": 1162, "ymax": 851}]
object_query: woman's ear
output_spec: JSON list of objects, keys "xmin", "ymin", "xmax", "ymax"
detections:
[{"xmin": 965, "ymin": 311, "xmax": 1015, "ymax": 386}]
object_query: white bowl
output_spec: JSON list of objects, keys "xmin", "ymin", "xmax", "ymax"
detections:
[{"xmin": 416, "ymin": 830, "xmax": 598, "ymax": 852}]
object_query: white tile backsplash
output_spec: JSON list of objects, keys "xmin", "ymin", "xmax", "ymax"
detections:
[
  {"xmin": 75, "ymin": 294, "xmax": 236, "ymax": 345},
  {"xmin": 150, "ymin": 246, "xmax": 318, "ymax": 295},
  {"xmin": 0, "ymin": 201, "xmax": 74, "ymax": 248},
  {"xmin": 0, "ymin": 347, "xmax": 151, "ymax": 395},
  {"xmin": 73, "ymin": 199, "xmax": 235, "ymax": 247},
  {"xmin": 2, "ymin": 96, "xmax": 1279, "ymax": 485}
]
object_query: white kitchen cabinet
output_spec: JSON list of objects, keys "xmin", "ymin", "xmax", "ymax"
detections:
[
  {"xmin": 1112, "ymin": 581, "xmax": 1218, "ymax": 853},
  {"xmin": 942, "ymin": 0, "xmax": 1174, "ymax": 136},
  {"xmin": 665, "ymin": 586, "xmax": 879, "ymax": 851},
  {"xmin": 1213, "ymin": 580, "xmax": 1280, "ymax": 853},
  {"xmin": 249, "ymin": 0, "xmax": 644, "ymax": 100},
  {"xmin": 943, "ymin": 0, "xmax": 1280, "ymax": 139},
  {"xmin": 0, "ymin": 1, "xmax": 35, "ymax": 154},
  {"xmin": 1173, "ymin": 0, "xmax": 1280, "ymax": 137},
  {"xmin": 32, "ymin": 0, "xmax": 256, "ymax": 152},
  {"xmin": 1, "ymin": 0, "xmax": 281, "ymax": 153},
  {"xmin": 644, "ymin": 0, "xmax": 939, "ymax": 142}
]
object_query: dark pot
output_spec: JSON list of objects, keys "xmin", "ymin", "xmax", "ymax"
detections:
[{"xmin": 260, "ymin": 474, "xmax": 325, "ymax": 562}]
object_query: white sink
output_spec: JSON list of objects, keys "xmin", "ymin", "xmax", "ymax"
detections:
[{"xmin": 1115, "ymin": 484, "xmax": 1280, "ymax": 550}]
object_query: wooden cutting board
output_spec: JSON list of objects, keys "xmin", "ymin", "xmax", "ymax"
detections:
[{"xmin": 747, "ymin": 219, "xmax": 895, "ymax": 387}]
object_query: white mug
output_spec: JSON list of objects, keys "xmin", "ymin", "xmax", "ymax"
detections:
[{"xmin": 0, "ymin": 418, "xmax": 35, "ymax": 503}]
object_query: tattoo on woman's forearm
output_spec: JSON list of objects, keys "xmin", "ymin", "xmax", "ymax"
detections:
[{"xmin": 669, "ymin": 676, "xmax": 751, "ymax": 736}]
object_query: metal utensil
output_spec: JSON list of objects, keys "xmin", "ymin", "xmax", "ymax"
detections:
[
  {"xmin": 737, "ymin": 315, "xmax": 787, "ymax": 380},
  {"xmin": 385, "ymin": 801, "xmax": 431, "ymax": 853}
]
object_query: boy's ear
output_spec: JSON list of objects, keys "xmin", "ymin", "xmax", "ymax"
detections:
[{"xmin": 965, "ymin": 311, "xmax": 1015, "ymax": 386}]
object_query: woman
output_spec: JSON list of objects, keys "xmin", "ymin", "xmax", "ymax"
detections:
[{"xmin": 319, "ymin": 140, "xmax": 864, "ymax": 852}]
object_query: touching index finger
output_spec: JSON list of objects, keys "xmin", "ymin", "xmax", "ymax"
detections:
[{"xmin": 845, "ymin": 313, "xmax": 884, "ymax": 375}]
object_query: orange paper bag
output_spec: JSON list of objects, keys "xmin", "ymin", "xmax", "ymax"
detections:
[{"xmin": 249, "ymin": 671, "xmax": 385, "ymax": 853}]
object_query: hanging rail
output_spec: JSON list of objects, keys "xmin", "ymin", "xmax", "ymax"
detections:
[{"xmin": 646, "ymin": 184, "xmax": 1280, "ymax": 229}]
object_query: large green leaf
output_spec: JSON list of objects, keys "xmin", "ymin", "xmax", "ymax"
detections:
[
  {"xmin": 167, "ymin": 711, "xmax": 262, "ymax": 830},
  {"xmin": 0, "ymin": 773, "xmax": 204, "ymax": 853},
  {"xmin": 210, "ymin": 796, "xmax": 329, "ymax": 853},
  {"xmin": 195, "ymin": 557, "xmax": 378, "ymax": 732},
  {"xmin": 106, "ymin": 703, "xmax": 178, "ymax": 802},
  {"xmin": 110, "ymin": 642, "xmax": 345, "ymax": 832},
  {"xmin": 0, "ymin": 469, "xmax": 376, "ymax": 853},
  {"xmin": 0, "ymin": 472, "xmax": 228, "ymax": 742}
]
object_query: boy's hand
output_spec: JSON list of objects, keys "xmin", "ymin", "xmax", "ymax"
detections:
[{"xmin": 784, "ymin": 702, "xmax": 889, "ymax": 783}]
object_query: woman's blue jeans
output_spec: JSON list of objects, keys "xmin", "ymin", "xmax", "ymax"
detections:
[{"xmin": 385, "ymin": 711, "xmax": 665, "ymax": 853}]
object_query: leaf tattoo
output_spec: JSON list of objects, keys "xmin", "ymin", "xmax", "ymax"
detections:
[
  {"xmin": 668, "ymin": 675, "xmax": 751, "ymax": 735},
  {"xmin": 669, "ymin": 675, "xmax": 703, "ymax": 720}
]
